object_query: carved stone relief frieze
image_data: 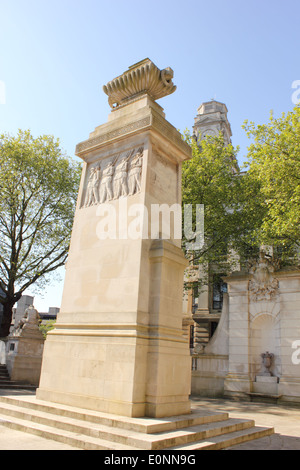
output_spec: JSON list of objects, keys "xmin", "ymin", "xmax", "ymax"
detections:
[
  {"xmin": 82, "ymin": 147, "xmax": 144, "ymax": 208},
  {"xmin": 248, "ymin": 251, "xmax": 279, "ymax": 302}
]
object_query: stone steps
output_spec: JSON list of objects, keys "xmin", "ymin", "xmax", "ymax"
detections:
[
  {"xmin": 170, "ymin": 426, "xmax": 274, "ymax": 450},
  {"xmin": 0, "ymin": 365, "xmax": 9, "ymax": 376},
  {"xmin": 0, "ymin": 365, "xmax": 36, "ymax": 391},
  {"xmin": 0, "ymin": 373, "xmax": 10, "ymax": 380},
  {"xmin": 247, "ymin": 392, "xmax": 283, "ymax": 404},
  {"xmin": 0, "ymin": 413, "xmax": 134, "ymax": 450},
  {"xmin": 0, "ymin": 394, "xmax": 274, "ymax": 450},
  {"xmin": 0, "ymin": 381, "xmax": 36, "ymax": 390},
  {"xmin": 0, "ymin": 384, "xmax": 36, "ymax": 390},
  {"xmin": 0, "ymin": 395, "xmax": 229, "ymax": 434}
]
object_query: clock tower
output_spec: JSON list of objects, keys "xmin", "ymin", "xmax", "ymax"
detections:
[{"xmin": 193, "ymin": 100, "xmax": 232, "ymax": 146}]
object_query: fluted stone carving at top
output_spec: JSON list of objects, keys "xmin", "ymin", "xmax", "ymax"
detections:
[
  {"xmin": 103, "ymin": 58, "xmax": 176, "ymax": 109},
  {"xmin": 83, "ymin": 147, "xmax": 144, "ymax": 208}
]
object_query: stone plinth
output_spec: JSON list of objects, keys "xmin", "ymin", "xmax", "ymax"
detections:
[
  {"xmin": 37, "ymin": 60, "xmax": 192, "ymax": 418},
  {"xmin": 253, "ymin": 376, "xmax": 279, "ymax": 395},
  {"xmin": 6, "ymin": 306, "xmax": 44, "ymax": 385}
]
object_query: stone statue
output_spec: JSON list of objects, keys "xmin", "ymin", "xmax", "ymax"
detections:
[
  {"xmin": 85, "ymin": 166, "xmax": 101, "ymax": 206},
  {"xmin": 113, "ymin": 157, "xmax": 129, "ymax": 199},
  {"xmin": 85, "ymin": 168, "xmax": 95, "ymax": 207},
  {"xmin": 128, "ymin": 148, "xmax": 143, "ymax": 196},
  {"xmin": 99, "ymin": 159, "xmax": 115, "ymax": 203},
  {"xmin": 13, "ymin": 305, "xmax": 40, "ymax": 336}
]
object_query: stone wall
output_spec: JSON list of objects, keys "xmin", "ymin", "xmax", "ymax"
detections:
[
  {"xmin": 191, "ymin": 294, "xmax": 229, "ymax": 396},
  {"xmin": 191, "ymin": 263, "xmax": 300, "ymax": 404}
]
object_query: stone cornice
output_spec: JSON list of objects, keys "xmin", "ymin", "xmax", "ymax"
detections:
[
  {"xmin": 75, "ymin": 116, "xmax": 151, "ymax": 156},
  {"xmin": 75, "ymin": 108, "xmax": 191, "ymax": 159}
]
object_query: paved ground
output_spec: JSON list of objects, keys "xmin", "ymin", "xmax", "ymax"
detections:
[
  {"xmin": 0, "ymin": 425, "xmax": 79, "ymax": 450},
  {"xmin": 0, "ymin": 391, "xmax": 300, "ymax": 450},
  {"xmin": 191, "ymin": 396, "xmax": 300, "ymax": 450}
]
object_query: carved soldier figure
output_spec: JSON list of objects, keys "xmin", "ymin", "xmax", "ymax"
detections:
[
  {"xmin": 85, "ymin": 167, "xmax": 96, "ymax": 207},
  {"xmin": 85, "ymin": 166, "xmax": 100, "ymax": 206},
  {"xmin": 99, "ymin": 160, "xmax": 115, "ymax": 203},
  {"xmin": 113, "ymin": 157, "xmax": 129, "ymax": 199},
  {"xmin": 128, "ymin": 148, "xmax": 143, "ymax": 196}
]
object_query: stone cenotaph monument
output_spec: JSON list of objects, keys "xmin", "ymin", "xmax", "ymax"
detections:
[{"xmin": 37, "ymin": 59, "xmax": 192, "ymax": 418}]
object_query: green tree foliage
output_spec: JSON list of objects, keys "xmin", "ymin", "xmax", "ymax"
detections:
[
  {"xmin": 182, "ymin": 105, "xmax": 300, "ymax": 295},
  {"xmin": 39, "ymin": 320, "xmax": 56, "ymax": 339},
  {"xmin": 181, "ymin": 131, "xmax": 260, "ymax": 287},
  {"xmin": 0, "ymin": 130, "xmax": 81, "ymax": 337},
  {"xmin": 243, "ymin": 105, "xmax": 300, "ymax": 252}
]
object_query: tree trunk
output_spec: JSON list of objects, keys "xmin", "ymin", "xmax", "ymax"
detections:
[{"xmin": 0, "ymin": 300, "xmax": 15, "ymax": 338}]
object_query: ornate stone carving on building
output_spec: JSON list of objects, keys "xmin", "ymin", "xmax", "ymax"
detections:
[
  {"xmin": 83, "ymin": 147, "xmax": 144, "ymax": 208},
  {"xmin": 103, "ymin": 58, "xmax": 176, "ymax": 109},
  {"xmin": 248, "ymin": 252, "xmax": 279, "ymax": 302},
  {"xmin": 260, "ymin": 351, "xmax": 274, "ymax": 376}
]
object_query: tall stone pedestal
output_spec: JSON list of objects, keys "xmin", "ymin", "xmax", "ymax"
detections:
[{"xmin": 37, "ymin": 59, "xmax": 192, "ymax": 418}]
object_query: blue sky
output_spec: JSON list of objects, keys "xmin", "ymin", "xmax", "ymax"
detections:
[{"xmin": 0, "ymin": 0, "xmax": 299, "ymax": 311}]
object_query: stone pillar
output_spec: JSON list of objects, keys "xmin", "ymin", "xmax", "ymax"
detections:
[
  {"xmin": 182, "ymin": 287, "xmax": 194, "ymax": 346},
  {"xmin": 37, "ymin": 59, "xmax": 192, "ymax": 418},
  {"xmin": 192, "ymin": 265, "xmax": 210, "ymax": 348},
  {"xmin": 223, "ymin": 273, "xmax": 252, "ymax": 398},
  {"xmin": 277, "ymin": 271, "xmax": 300, "ymax": 403}
]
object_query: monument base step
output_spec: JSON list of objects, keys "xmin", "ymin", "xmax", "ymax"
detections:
[{"xmin": 0, "ymin": 393, "xmax": 274, "ymax": 450}]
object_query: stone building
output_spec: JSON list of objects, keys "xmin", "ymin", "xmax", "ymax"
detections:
[
  {"xmin": 183, "ymin": 100, "xmax": 235, "ymax": 350},
  {"xmin": 191, "ymin": 249, "xmax": 300, "ymax": 404},
  {"xmin": 187, "ymin": 101, "xmax": 300, "ymax": 404},
  {"xmin": 193, "ymin": 100, "xmax": 232, "ymax": 146}
]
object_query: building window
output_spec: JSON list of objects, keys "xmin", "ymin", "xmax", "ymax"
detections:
[
  {"xmin": 192, "ymin": 283, "xmax": 199, "ymax": 314},
  {"xmin": 189, "ymin": 325, "xmax": 194, "ymax": 349},
  {"xmin": 210, "ymin": 321, "xmax": 218, "ymax": 338},
  {"xmin": 212, "ymin": 276, "xmax": 227, "ymax": 310}
]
